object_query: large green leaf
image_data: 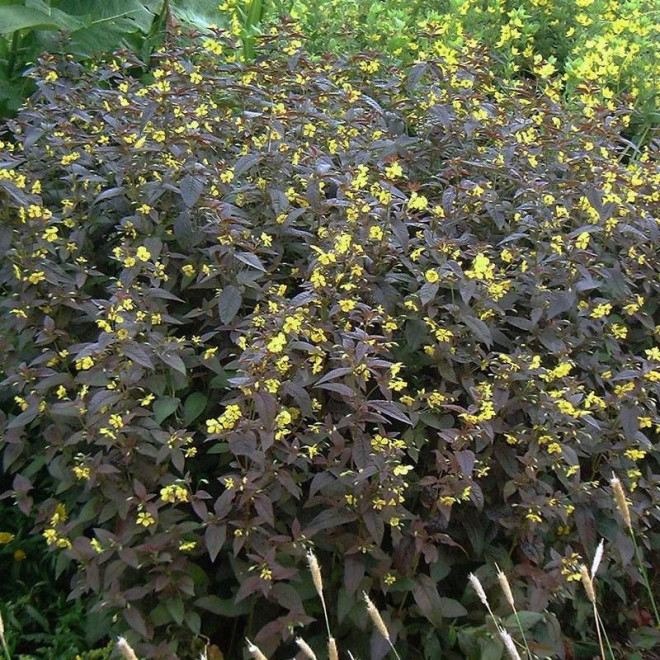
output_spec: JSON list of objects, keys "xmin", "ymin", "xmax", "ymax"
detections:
[
  {"xmin": 170, "ymin": 0, "xmax": 221, "ymax": 31},
  {"xmin": 65, "ymin": 1, "xmax": 159, "ymax": 55},
  {"xmin": 0, "ymin": 6, "xmax": 67, "ymax": 33}
]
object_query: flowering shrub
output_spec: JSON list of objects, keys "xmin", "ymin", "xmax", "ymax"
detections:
[
  {"xmin": 258, "ymin": 0, "xmax": 660, "ymax": 142},
  {"xmin": 1, "ymin": 27, "xmax": 659, "ymax": 659}
]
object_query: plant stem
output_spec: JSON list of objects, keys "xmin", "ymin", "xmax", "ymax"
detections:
[
  {"xmin": 630, "ymin": 531, "xmax": 660, "ymax": 626},
  {"xmin": 511, "ymin": 607, "xmax": 533, "ymax": 660},
  {"xmin": 593, "ymin": 602, "xmax": 607, "ymax": 660},
  {"xmin": 0, "ymin": 633, "xmax": 10, "ymax": 660},
  {"xmin": 595, "ymin": 610, "xmax": 616, "ymax": 660},
  {"xmin": 7, "ymin": 30, "xmax": 20, "ymax": 79}
]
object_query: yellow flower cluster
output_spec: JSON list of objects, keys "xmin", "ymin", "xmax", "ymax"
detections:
[{"xmin": 206, "ymin": 404, "xmax": 243, "ymax": 434}]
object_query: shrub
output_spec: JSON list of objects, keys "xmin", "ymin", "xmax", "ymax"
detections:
[
  {"xmin": 281, "ymin": 0, "xmax": 660, "ymax": 143},
  {"xmin": 0, "ymin": 26, "xmax": 659, "ymax": 659}
]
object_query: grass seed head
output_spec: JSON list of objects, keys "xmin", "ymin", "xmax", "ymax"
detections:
[
  {"xmin": 296, "ymin": 637, "xmax": 318, "ymax": 660},
  {"xmin": 328, "ymin": 637, "xmax": 339, "ymax": 660},
  {"xmin": 116, "ymin": 637, "xmax": 139, "ymax": 660},
  {"xmin": 499, "ymin": 628, "xmax": 523, "ymax": 660},
  {"xmin": 363, "ymin": 592, "xmax": 391, "ymax": 641},
  {"xmin": 495, "ymin": 564, "xmax": 515, "ymax": 609},
  {"xmin": 591, "ymin": 539, "xmax": 605, "ymax": 579},
  {"xmin": 579, "ymin": 565, "xmax": 596, "ymax": 604},
  {"xmin": 246, "ymin": 638, "xmax": 268, "ymax": 660},
  {"xmin": 468, "ymin": 572, "xmax": 490, "ymax": 608},
  {"xmin": 611, "ymin": 477, "xmax": 632, "ymax": 531},
  {"xmin": 307, "ymin": 549, "xmax": 324, "ymax": 598}
]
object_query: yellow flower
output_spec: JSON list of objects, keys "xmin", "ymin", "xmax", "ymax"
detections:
[
  {"xmin": 408, "ymin": 191, "xmax": 428, "ymax": 211},
  {"xmin": 466, "ymin": 253, "xmax": 495, "ymax": 280},
  {"xmin": 160, "ymin": 483, "xmax": 189, "ymax": 504},
  {"xmin": 0, "ymin": 532, "xmax": 15, "ymax": 544},
  {"xmin": 136, "ymin": 511, "xmax": 156, "ymax": 527},
  {"xmin": 425, "ymin": 269, "xmax": 439, "ymax": 283},
  {"xmin": 267, "ymin": 332, "xmax": 287, "ymax": 353},
  {"xmin": 590, "ymin": 302, "xmax": 612, "ymax": 319},
  {"xmin": 136, "ymin": 246, "xmax": 151, "ymax": 262},
  {"xmin": 385, "ymin": 161, "xmax": 403, "ymax": 179},
  {"xmin": 575, "ymin": 231, "xmax": 590, "ymax": 249},
  {"xmin": 140, "ymin": 393, "xmax": 155, "ymax": 406},
  {"xmin": 42, "ymin": 227, "xmax": 59, "ymax": 242},
  {"xmin": 75, "ymin": 356, "xmax": 94, "ymax": 370},
  {"xmin": 27, "ymin": 271, "xmax": 46, "ymax": 285},
  {"xmin": 369, "ymin": 225, "xmax": 384, "ymax": 240}
]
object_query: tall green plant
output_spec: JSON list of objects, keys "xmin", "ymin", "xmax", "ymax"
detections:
[{"xmin": 0, "ymin": 0, "xmax": 176, "ymax": 118}]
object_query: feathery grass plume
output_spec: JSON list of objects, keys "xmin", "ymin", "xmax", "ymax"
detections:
[
  {"xmin": 307, "ymin": 549, "xmax": 324, "ymax": 598},
  {"xmin": 328, "ymin": 637, "xmax": 339, "ymax": 660},
  {"xmin": 591, "ymin": 539, "xmax": 605, "ymax": 579},
  {"xmin": 0, "ymin": 610, "xmax": 9, "ymax": 660},
  {"xmin": 610, "ymin": 477, "xmax": 660, "ymax": 626},
  {"xmin": 362, "ymin": 592, "xmax": 402, "ymax": 660},
  {"xmin": 579, "ymin": 565, "xmax": 596, "ymax": 604},
  {"xmin": 495, "ymin": 564, "xmax": 514, "ymax": 609},
  {"xmin": 499, "ymin": 628, "xmax": 523, "ymax": 660},
  {"xmin": 116, "ymin": 637, "xmax": 139, "ymax": 660},
  {"xmin": 468, "ymin": 572, "xmax": 489, "ymax": 608},
  {"xmin": 468, "ymin": 572, "xmax": 498, "ymax": 622},
  {"xmin": 610, "ymin": 477, "xmax": 632, "ymax": 531},
  {"xmin": 306, "ymin": 548, "xmax": 332, "ymax": 639},
  {"xmin": 495, "ymin": 565, "xmax": 532, "ymax": 660},
  {"xmin": 246, "ymin": 638, "xmax": 268, "ymax": 660},
  {"xmin": 296, "ymin": 637, "xmax": 318, "ymax": 660}
]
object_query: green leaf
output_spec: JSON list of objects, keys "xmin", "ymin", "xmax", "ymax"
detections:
[
  {"xmin": 438, "ymin": 597, "xmax": 467, "ymax": 618},
  {"xmin": 170, "ymin": 0, "xmax": 220, "ymax": 31},
  {"xmin": 165, "ymin": 596, "xmax": 185, "ymax": 625},
  {"xmin": 153, "ymin": 396, "xmax": 180, "ymax": 424},
  {"xmin": 503, "ymin": 611, "xmax": 544, "ymax": 630},
  {"xmin": 194, "ymin": 595, "xmax": 250, "ymax": 617},
  {"xmin": 0, "ymin": 7, "xmax": 67, "ymax": 34},
  {"xmin": 160, "ymin": 351, "xmax": 186, "ymax": 375},
  {"xmin": 184, "ymin": 392, "xmax": 207, "ymax": 425},
  {"xmin": 479, "ymin": 638, "xmax": 504, "ymax": 660}
]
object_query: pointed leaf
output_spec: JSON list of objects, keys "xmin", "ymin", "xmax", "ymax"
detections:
[
  {"xmin": 218, "ymin": 285, "xmax": 242, "ymax": 324},
  {"xmin": 153, "ymin": 396, "xmax": 180, "ymax": 424}
]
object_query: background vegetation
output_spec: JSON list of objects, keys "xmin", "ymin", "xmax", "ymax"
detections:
[{"xmin": 0, "ymin": 1, "xmax": 659, "ymax": 659}]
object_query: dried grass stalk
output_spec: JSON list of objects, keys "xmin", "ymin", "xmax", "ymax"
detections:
[
  {"xmin": 468, "ymin": 572, "xmax": 490, "ymax": 609},
  {"xmin": 363, "ymin": 592, "xmax": 390, "ymax": 641},
  {"xmin": 495, "ymin": 564, "xmax": 515, "ymax": 609},
  {"xmin": 116, "ymin": 637, "xmax": 139, "ymax": 660},
  {"xmin": 611, "ymin": 477, "xmax": 632, "ymax": 531},
  {"xmin": 579, "ymin": 565, "xmax": 596, "ymax": 604},
  {"xmin": 246, "ymin": 638, "xmax": 268, "ymax": 660},
  {"xmin": 499, "ymin": 628, "xmax": 523, "ymax": 660},
  {"xmin": 295, "ymin": 637, "xmax": 318, "ymax": 660}
]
